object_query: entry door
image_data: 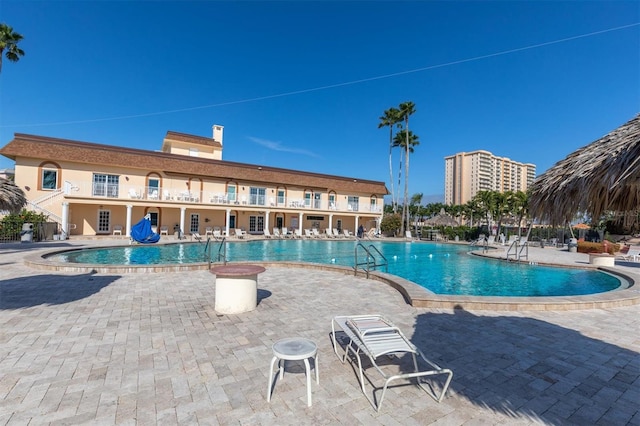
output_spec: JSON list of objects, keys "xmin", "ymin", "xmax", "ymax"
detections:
[
  {"xmin": 190, "ymin": 214, "xmax": 199, "ymax": 233},
  {"xmin": 97, "ymin": 210, "xmax": 110, "ymax": 233}
]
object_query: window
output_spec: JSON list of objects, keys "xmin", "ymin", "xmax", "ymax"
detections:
[
  {"xmin": 148, "ymin": 178, "xmax": 159, "ymax": 198},
  {"xmin": 42, "ymin": 169, "xmax": 57, "ymax": 190},
  {"xmin": 249, "ymin": 187, "xmax": 266, "ymax": 205},
  {"xmin": 93, "ymin": 174, "xmax": 119, "ymax": 198},
  {"xmin": 190, "ymin": 214, "xmax": 199, "ymax": 233},
  {"xmin": 277, "ymin": 190, "xmax": 285, "ymax": 206},
  {"xmin": 304, "ymin": 192, "xmax": 312, "ymax": 207},
  {"xmin": 275, "ymin": 216, "xmax": 283, "ymax": 229},
  {"xmin": 347, "ymin": 196, "xmax": 359, "ymax": 211},
  {"xmin": 249, "ymin": 215, "xmax": 264, "ymax": 233},
  {"xmin": 229, "ymin": 215, "xmax": 236, "ymax": 229},
  {"xmin": 306, "ymin": 216, "xmax": 325, "ymax": 221},
  {"xmin": 328, "ymin": 193, "xmax": 336, "ymax": 210},
  {"xmin": 97, "ymin": 210, "xmax": 110, "ymax": 233},
  {"xmin": 313, "ymin": 193, "xmax": 321, "ymax": 209},
  {"xmin": 189, "ymin": 147, "xmax": 199, "ymax": 157},
  {"xmin": 227, "ymin": 185, "xmax": 236, "ymax": 203},
  {"xmin": 370, "ymin": 196, "xmax": 377, "ymax": 212}
]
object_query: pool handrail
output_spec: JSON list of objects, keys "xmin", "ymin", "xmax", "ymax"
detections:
[{"xmin": 354, "ymin": 243, "xmax": 388, "ymax": 278}]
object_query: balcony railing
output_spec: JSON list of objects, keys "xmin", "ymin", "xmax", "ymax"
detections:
[{"xmin": 61, "ymin": 182, "xmax": 383, "ymax": 213}]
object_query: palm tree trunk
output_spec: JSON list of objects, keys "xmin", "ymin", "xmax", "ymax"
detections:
[{"xmin": 388, "ymin": 127, "xmax": 395, "ymax": 213}]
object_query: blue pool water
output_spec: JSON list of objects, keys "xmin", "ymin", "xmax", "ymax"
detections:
[{"xmin": 47, "ymin": 240, "xmax": 622, "ymax": 297}]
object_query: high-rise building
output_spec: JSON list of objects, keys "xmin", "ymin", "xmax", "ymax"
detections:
[{"xmin": 444, "ymin": 150, "xmax": 536, "ymax": 205}]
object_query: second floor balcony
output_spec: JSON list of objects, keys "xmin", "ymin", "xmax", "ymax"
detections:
[{"xmin": 61, "ymin": 181, "xmax": 383, "ymax": 214}]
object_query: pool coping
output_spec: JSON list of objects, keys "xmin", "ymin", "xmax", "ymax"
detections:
[{"xmin": 24, "ymin": 246, "xmax": 640, "ymax": 311}]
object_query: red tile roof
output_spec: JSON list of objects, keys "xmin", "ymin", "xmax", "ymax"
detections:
[{"xmin": 1, "ymin": 133, "xmax": 388, "ymax": 194}]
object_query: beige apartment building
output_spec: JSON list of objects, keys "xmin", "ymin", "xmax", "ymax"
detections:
[
  {"xmin": 0, "ymin": 126, "xmax": 387, "ymax": 238},
  {"xmin": 444, "ymin": 150, "xmax": 536, "ymax": 205}
]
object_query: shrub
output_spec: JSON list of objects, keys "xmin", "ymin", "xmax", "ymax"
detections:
[
  {"xmin": 577, "ymin": 241, "xmax": 619, "ymax": 255},
  {"xmin": 380, "ymin": 213, "xmax": 402, "ymax": 237}
]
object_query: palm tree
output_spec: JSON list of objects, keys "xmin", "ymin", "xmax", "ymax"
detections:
[
  {"xmin": 398, "ymin": 101, "xmax": 417, "ymax": 235},
  {"xmin": 409, "ymin": 192, "xmax": 423, "ymax": 236},
  {"xmin": 0, "ymin": 23, "xmax": 25, "ymax": 73},
  {"xmin": 0, "ymin": 177, "xmax": 26, "ymax": 212},
  {"xmin": 393, "ymin": 129, "xmax": 419, "ymax": 233},
  {"xmin": 509, "ymin": 190, "xmax": 530, "ymax": 237},
  {"xmin": 378, "ymin": 107, "xmax": 402, "ymax": 212}
]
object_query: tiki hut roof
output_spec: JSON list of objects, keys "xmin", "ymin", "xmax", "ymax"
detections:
[
  {"xmin": 529, "ymin": 114, "xmax": 640, "ymax": 225},
  {"xmin": 0, "ymin": 177, "xmax": 26, "ymax": 213},
  {"xmin": 425, "ymin": 209, "xmax": 459, "ymax": 227}
]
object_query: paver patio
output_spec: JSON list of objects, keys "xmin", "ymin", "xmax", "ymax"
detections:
[{"xmin": 0, "ymin": 240, "xmax": 638, "ymax": 425}]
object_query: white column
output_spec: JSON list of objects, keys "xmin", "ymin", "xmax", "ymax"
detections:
[
  {"xmin": 298, "ymin": 212, "xmax": 303, "ymax": 235},
  {"xmin": 180, "ymin": 207, "xmax": 186, "ymax": 239},
  {"xmin": 355, "ymin": 216, "xmax": 359, "ymax": 236},
  {"xmin": 329, "ymin": 214, "xmax": 333, "ymax": 231},
  {"xmin": 265, "ymin": 211, "xmax": 270, "ymax": 234},
  {"xmin": 61, "ymin": 202, "xmax": 69, "ymax": 239},
  {"xmin": 225, "ymin": 208, "xmax": 231, "ymax": 236},
  {"xmin": 125, "ymin": 204, "xmax": 133, "ymax": 237}
]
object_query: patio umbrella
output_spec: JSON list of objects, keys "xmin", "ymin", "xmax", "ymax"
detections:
[
  {"xmin": 0, "ymin": 177, "xmax": 26, "ymax": 213},
  {"xmin": 529, "ymin": 114, "xmax": 640, "ymax": 225}
]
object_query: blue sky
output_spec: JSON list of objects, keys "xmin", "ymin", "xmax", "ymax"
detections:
[{"xmin": 1, "ymin": 1, "xmax": 638, "ymax": 202}]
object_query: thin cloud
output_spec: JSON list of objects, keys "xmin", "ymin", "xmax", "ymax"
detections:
[{"xmin": 248, "ymin": 136, "xmax": 320, "ymax": 158}]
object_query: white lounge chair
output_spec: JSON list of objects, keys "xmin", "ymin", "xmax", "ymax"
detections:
[
  {"xmin": 312, "ymin": 228, "xmax": 321, "ymax": 238},
  {"xmin": 325, "ymin": 228, "xmax": 334, "ymax": 238},
  {"xmin": 128, "ymin": 188, "xmax": 141, "ymax": 199},
  {"xmin": 333, "ymin": 228, "xmax": 342, "ymax": 238},
  {"xmin": 235, "ymin": 229, "xmax": 245, "ymax": 239},
  {"xmin": 617, "ymin": 246, "xmax": 640, "ymax": 262},
  {"xmin": 304, "ymin": 229, "xmax": 312, "ymax": 238},
  {"xmin": 264, "ymin": 228, "xmax": 272, "ymax": 238},
  {"xmin": 331, "ymin": 315, "xmax": 453, "ymax": 412},
  {"xmin": 212, "ymin": 229, "xmax": 222, "ymax": 240},
  {"xmin": 159, "ymin": 225, "xmax": 169, "ymax": 236},
  {"xmin": 343, "ymin": 229, "xmax": 352, "ymax": 238},
  {"xmin": 281, "ymin": 228, "xmax": 290, "ymax": 238},
  {"xmin": 191, "ymin": 232, "xmax": 202, "ymax": 241},
  {"xmin": 205, "ymin": 226, "xmax": 213, "ymax": 237},
  {"xmin": 273, "ymin": 228, "xmax": 282, "ymax": 238},
  {"xmin": 405, "ymin": 230, "xmax": 413, "ymax": 240},
  {"xmin": 293, "ymin": 229, "xmax": 303, "ymax": 239},
  {"xmin": 113, "ymin": 225, "xmax": 123, "ymax": 235}
]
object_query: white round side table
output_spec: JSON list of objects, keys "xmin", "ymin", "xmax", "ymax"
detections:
[{"xmin": 267, "ymin": 337, "xmax": 319, "ymax": 407}]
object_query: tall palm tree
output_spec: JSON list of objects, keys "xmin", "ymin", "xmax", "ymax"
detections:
[
  {"xmin": 0, "ymin": 177, "xmax": 26, "ymax": 212},
  {"xmin": 0, "ymin": 23, "xmax": 25, "ymax": 73},
  {"xmin": 393, "ymin": 128, "xmax": 419, "ymax": 233},
  {"xmin": 378, "ymin": 107, "xmax": 402, "ymax": 212},
  {"xmin": 398, "ymin": 101, "xmax": 416, "ymax": 234},
  {"xmin": 409, "ymin": 192, "xmax": 423, "ymax": 236}
]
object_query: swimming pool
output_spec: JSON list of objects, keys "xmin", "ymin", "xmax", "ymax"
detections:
[{"xmin": 45, "ymin": 240, "xmax": 622, "ymax": 297}]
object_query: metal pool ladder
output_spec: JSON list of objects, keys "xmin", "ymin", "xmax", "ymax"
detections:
[
  {"xmin": 206, "ymin": 237, "xmax": 227, "ymax": 267},
  {"xmin": 354, "ymin": 243, "xmax": 388, "ymax": 278}
]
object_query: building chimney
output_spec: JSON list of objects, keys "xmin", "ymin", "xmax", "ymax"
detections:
[{"xmin": 212, "ymin": 124, "xmax": 224, "ymax": 145}]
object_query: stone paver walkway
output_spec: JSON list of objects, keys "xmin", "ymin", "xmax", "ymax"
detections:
[{"xmin": 0, "ymin": 241, "xmax": 638, "ymax": 425}]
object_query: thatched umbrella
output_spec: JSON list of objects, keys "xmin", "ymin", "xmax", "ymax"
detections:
[
  {"xmin": 425, "ymin": 209, "xmax": 459, "ymax": 227},
  {"xmin": 529, "ymin": 114, "xmax": 640, "ymax": 225},
  {"xmin": 0, "ymin": 177, "xmax": 26, "ymax": 213}
]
